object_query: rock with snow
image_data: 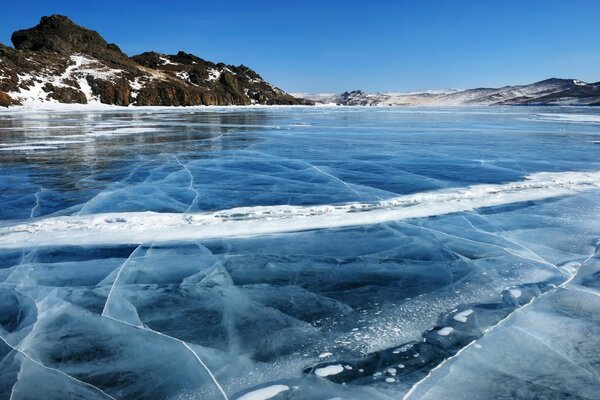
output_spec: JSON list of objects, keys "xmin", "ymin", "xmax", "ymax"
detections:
[{"xmin": 1, "ymin": 15, "xmax": 305, "ymax": 107}]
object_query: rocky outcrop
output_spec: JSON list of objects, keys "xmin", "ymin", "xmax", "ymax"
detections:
[
  {"xmin": 0, "ymin": 91, "xmax": 18, "ymax": 107},
  {"xmin": 11, "ymin": 15, "xmax": 128, "ymax": 63},
  {"xmin": 1, "ymin": 15, "xmax": 306, "ymax": 106}
]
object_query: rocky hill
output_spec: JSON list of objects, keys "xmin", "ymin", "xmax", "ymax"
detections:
[
  {"xmin": 0, "ymin": 15, "xmax": 305, "ymax": 107},
  {"xmin": 299, "ymin": 79, "xmax": 600, "ymax": 106}
]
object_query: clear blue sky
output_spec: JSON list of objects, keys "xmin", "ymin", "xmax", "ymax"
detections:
[{"xmin": 1, "ymin": 0, "xmax": 599, "ymax": 92}]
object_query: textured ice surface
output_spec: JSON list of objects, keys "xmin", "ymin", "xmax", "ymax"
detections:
[{"xmin": 1, "ymin": 106, "xmax": 600, "ymax": 399}]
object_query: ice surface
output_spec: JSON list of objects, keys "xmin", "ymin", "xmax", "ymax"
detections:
[
  {"xmin": 1, "ymin": 106, "xmax": 600, "ymax": 399},
  {"xmin": 1, "ymin": 170, "xmax": 599, "ymax": 249}
]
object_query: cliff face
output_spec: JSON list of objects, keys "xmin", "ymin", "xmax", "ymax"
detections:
[{"xmin": 0, "ymin": 15, "xmax": 305, "ymax": 107}]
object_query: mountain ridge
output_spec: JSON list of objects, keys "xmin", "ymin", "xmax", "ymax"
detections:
[
  {"xmin": 0, "ymin": 15, "xmax": 305, "ymax": 107},
  {"xmin": 297, "ymin": 78, "xmax": 600, "ymax": 107}
]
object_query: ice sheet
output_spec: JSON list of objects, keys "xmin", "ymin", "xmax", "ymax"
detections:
[{"xmin": 1, "ymin": 106, "xmax": 600, "ymax": 399}]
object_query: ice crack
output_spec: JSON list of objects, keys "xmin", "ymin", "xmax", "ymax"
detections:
[{"xmin": 174, "ymin": 155, "xmax": 200, "ymax": 213}]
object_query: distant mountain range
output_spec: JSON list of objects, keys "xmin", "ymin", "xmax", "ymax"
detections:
[
  {"xmin": 1, "ymin": 15, "xmax": 598, "ymax": 108},
  {"xmin": 295, "ymin": 78, "xmax": 600, "ymax": 106},
  {"xmin": 0, "ymin": 15, "xmax": 305, "ymax": 107}
]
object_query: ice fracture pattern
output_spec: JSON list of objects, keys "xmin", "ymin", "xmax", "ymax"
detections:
[{"xmin": 1, "ymin": 106, "xmax": 600, "ymax": 399}]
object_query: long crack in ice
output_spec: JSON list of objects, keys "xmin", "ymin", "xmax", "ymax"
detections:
[{"xmin": 1, "ymin": 171, "xmax": 599, "ymax": 249}]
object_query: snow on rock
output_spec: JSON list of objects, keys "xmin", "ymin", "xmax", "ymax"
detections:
[
  {"xmin": 207, "ymin": 68, "xmax": 221, "ymax": 81},
  {"xmin": 8, "ymin": 54, "xmax": 122, "ymax": 105},
  {"xmin": 129, "ymin": 77, "xmax": 143, "ymax": 99},
  {"xmin": 159, "ymin": 56, "xmax": 179, "ymax": 66}
]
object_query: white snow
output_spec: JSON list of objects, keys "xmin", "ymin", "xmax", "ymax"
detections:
[
  {"xmin": 535, "ymin": 113, "xmax": 600, "ymax": 124},
  {"xmin": 452, "ymin": 309, "xmax": 473, "ymax": 323},
  {"xmin": 87, "ymin": 127, "xmax": 159, "ymax": 137},
  {"xmin": 509, "ymin": 289, "xmax": 522, "ymax": 298},
  {"xmin": 438, "ymin": 327, "xmax": 454, "ymax": 336},
  {"xmin": 318, "ymin": 352, "xmax": 333, "ymax": 358},
  {"xmin": 7, "ymin": 54, "xmax": 122, "ymax": 105},
  {"xmin": 175, "ymin": 71, "xmax": 197, "ymax": 86},
  {"xmin": 314, "ymin": 364, "xmax": 344, "ymax": 377},
  {"xmin": 129, "ymin": 77, "xmax": 143, "ymax": 100},
  {"xmin": 159, "ymin": 56, "xmax": 179, "ymax": 66},
  {"xmin": 207, "ymin": 68, "xmax": 221, "ymax": 81},
  {"xmin": 1, "ymin": 170, "xmax": 599, "ymax": 249},
  {"xmin": 0, "ymin": 145, "xmax": 59, "ymax": 151},
  {"xmin": 237, "ymin": 385, "xmax": 290, "ymax": 400}
]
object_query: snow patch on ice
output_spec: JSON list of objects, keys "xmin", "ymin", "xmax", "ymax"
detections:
[
  {"xmin": 0, "ymin": 145, "xmax": 59, "ymax": 151},
  {"xmin": 2, "ymin": 170, "xmax": 599, "ymax": 249},
  {"xmin": 509, "ymin": 289, "xmax": 522, "ymax": 298},
  {"xmin": 237, "ymin": 385, "xmax": 290, "ymax": 400},
  {"xmin": 452, "ymin": 309, "xmax": 473, "ymax": 323},
  {"xmin": 438, "ymin": 327, "xmax": 454, "ymax": 336},
  {"xmin": 535, "ymin": 113, "xmax": 600, "ymax": 124},
  {"xmin": 314, "ymin": 364, "xmax": 344, "ymax": 377},
  {"xmin": 87, "ymin": 127, "xmax": 159, "ymax": 137}
]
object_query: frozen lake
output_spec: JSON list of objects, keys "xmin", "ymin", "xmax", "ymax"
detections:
[{"xmin": 1, "ymin": 106, "xmax": 599, "ymax": 399}]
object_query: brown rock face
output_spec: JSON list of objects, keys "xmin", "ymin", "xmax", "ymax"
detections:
[
  {"xmin": 2, "ymin": 15, "xmax": 308, "ymax": 107},
  {"xmin": 11, "ymin": 15, "xmax": 127, "ymax": 63},
  {"xmin": 0, "ymin": 91, "xmax": 18, "ymax": 107},
  {"xmin": 45, "ymin": 85, "xmax": 88, "ymax": 104},
  {"xmin": 87, "ymin": 77, "xmax": 132, "ymax": 106}
]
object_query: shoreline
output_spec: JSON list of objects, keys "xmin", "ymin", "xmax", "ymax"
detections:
[{"xmin": 1, "ymin": 103, "xmax": 598, "ymax": 113}]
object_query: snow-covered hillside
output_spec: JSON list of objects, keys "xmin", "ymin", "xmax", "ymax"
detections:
[
  {"xmin": 0, "ymin": 15, "xmax": 304, "ymax": 107},
  {"xmin": 298, "ymin": 79, "xmax": 600, "ymax": 106}
]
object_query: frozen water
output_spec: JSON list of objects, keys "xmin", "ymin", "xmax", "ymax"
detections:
[{"xmin": 1, "ymin": 106, "xmax": 600, "ymax": 399}]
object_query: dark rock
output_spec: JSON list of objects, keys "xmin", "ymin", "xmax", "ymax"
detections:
[
  {"xmin": 11, "ymin": 15, "xmax": 127, "ymax": 61},
  {"xmin": 86, "ymin": 76, "xmax": 132, "ymax": 106},
  {"xmin": 62, "ymin": 78, "xmax": 81, "ymax": 89},
  {"xmin": 47, "ymin": 86, "xmax": 88, "ymax": 104},
  {"xmin": 130, "ymin": 51, "xmax": 164, "ymax": 69},
  {"xmin": 0, "ymin": 91, "xmax": 18, "ymax": 107},
  {"xmin": 3, "ymin": 15, "xmax": 306, "ymax": 107},
  {"xmin": 220, "ymin": 72, "xmax": 251, "ymax": 105},
  {"xmin": 136, "ymin": 81, "xmax": 202, "ymax": 106}
]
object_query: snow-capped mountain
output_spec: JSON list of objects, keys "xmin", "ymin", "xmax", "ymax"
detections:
[
  {"xmin": 0, "ymin": 15, "xmax": 305, "ymax": 107},
  {"xmin": 299, "ymin": 79, "xmax": 600, "ymax": 106}
]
